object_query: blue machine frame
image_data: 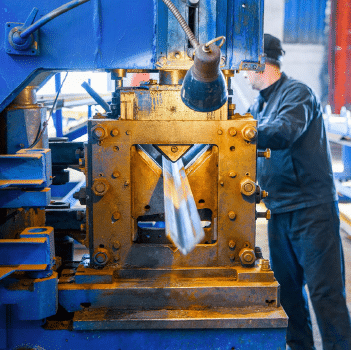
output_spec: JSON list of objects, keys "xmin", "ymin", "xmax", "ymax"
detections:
[{"xmin": 0, "ymin": 0, "xmax": 264, "ymax": 113}]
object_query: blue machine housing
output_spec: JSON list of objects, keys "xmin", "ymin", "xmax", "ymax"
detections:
[{"xmin": 0, "ymin": 0, "xmax": 264, "ymax": 113}]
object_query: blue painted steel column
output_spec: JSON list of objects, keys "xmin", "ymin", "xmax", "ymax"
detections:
[{"xmin": 53, "ymin": 73, "xmax": 63, "ymax": 137}]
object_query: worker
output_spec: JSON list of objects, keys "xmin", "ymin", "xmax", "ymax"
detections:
[{"xmin": 244, "ymin": 33, "xmax": 351, "ymax": 349}]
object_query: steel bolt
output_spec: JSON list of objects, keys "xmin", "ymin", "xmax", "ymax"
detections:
[
  {"xmin": 124, "ymin": 181, "xmax": 130, "ymax": 187},
  {"xmin": 242, "ymin": 126, "xmax": 257, "ymax": 141},
  {"xmin": 112, "ymin": 211, "xmax": 121, "ymax": 221},
  {"xmin": 171, "ymin": 146, "xmax": 178, "ymax": 153},
  {"xmin": 79, "ymin": 158, "xmax": 85, "ymax": 167},
  {"xmin": 260, "ymin": 259, "xmax": 271, "ymax": 271},
  {"xmin": 113, "ymin": 241, "xmax": 121, "ymax": 250},
  {"xmin": 240, "ymin": 179, "xmax": 256, "ymax": 196},
  {"xmin": 217, "ymin": 129, "xmax": 223, "ymax": 135},
  {"xmin": 243, "ymin": 252, "xmax": 253, "ymax": 262},
  {"xmin": 258, "ymin": 148, "xmax": 271, "ymax": 159},
  {"xmin": 95, "ymin": 182, "xmax": 106, "ymax": 193},
  {"xmin": 112, "ymin": 171, "xmax": 120, "ymax": 178},
  {"xmin": 229, "ymin": 254, "xmax": 235, "ymax": 262},
  {"xmin": 95, "ymin": 252, "xmax": 107, "ymax": 264},
  {"xmin": 174, "ymin": 52, "xmax": 181, "ymax": 59},
  {"xmin": 256, "ymin": 210, "xmax": 271, "ymax": 220},
  {"xmin": 80, "ymin": 223, "xmax": 86, "ymax": 232},
  {"xmin": 239, "ymin": 247, "xmax": 256, "ymax": 266},
  {"xmin": 228, "ymin": 127, "xmax": 237, "ymax": 136},
  {"xmin": 228, "ymin": 240, "xmax": 236, "ymax": 249},
  {"xmin": 92, "ymin": 126, "xmax": 106, "ymax": 140},
  {"xmin": 126, "ymin": 130, "xmax": 131, "ymax": 135},
  {"xmin": 92, "ymin": 179, "xmax": 109, "ymax": 196},
  {"xmin": 228, "ymin": 211, "xmax": 236, "ymax": 220},
  {"xmin": 93, "ymin": 248, "xmax": 110, "ymax": 266},
  {"xmin": 261, "ymin": 190, "xmax": 268, "ymax": 198},
  {"xmin": 111, "ymin": 129, "xmax": 119, "ymax": 136},
  {"xmin": 244, "ymin": 182, "xmax": 254, "ymax": 193},
  {"xmin": 229, "ymin": 171, "xmax": 237, "ymax": 178},
  {"xmin": 220, "ymin": 181, "xmax": 224, "ymax": 186}
]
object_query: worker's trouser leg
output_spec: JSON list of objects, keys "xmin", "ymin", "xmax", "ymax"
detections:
[{"xmin": 268, "ymin": 201, "xmax": 351, "ymax": 350}]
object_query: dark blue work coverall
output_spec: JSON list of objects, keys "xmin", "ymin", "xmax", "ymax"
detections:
[{"xmin": 248, "ymin": 72, "xmax": 351, "ymax": 349}]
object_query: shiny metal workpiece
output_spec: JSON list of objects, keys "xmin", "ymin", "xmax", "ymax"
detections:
[{"xmin": 163, "ymin": 156, "xmax": 204, "ymax": 255}]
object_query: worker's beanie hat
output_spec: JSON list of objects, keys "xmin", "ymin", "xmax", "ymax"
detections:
[{"xmin": 264, "ymin": 33, "xmax": 285, "ymax": 66}]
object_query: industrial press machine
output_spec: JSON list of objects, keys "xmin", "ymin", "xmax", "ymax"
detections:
[{"xmin": 0, "ymin": 0, "xmax": 288, "ymax": 349}]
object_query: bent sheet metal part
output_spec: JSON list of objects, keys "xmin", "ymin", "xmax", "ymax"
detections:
[{"xmin": 162, "ymin": 156, "xmax": 204, "ymax": 255}]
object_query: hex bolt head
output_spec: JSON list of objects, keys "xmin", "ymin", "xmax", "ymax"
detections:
[
  {"xmin": 229, "ymin": 254, "xmax": 235, "ymax": 262},
  {"xmin": 95, "ymin": 182, "xmax": 105, "ymax": 193},
  {"xmin": 228, "ymin": 240, "xmax": 236, "ymax": 249},
  {"xmin": 95, "ymin": 252, "xmax": 107, "ymax": 263},
  {"xmin": 242, "ymin": 126, "xmax": 257, "ymax": 141},
  {"xmin": 228, "ymin": 127, "xmax": 237, "ymax": 136},
  {"xmin": 229, "ymin": 171, "xmax": 237, "ymax": 178},
  {"xmin": 92, "ymin": 126, "xmax": 107, "ymax": 140},
  {"xmin": 261, "ymin": 190, "xmax": 269, "ymax": 198},
  {"xmin": 228, "ymin": 211, "xmax": 236, "ymax": 220},
  {"xmin": 111, "ymin": 129, "xmax": 119, "ymax": 137},
  {"xmin": 244, "ymin": 183, "xmax": 254, "ymax": 192},
  {"xmin": 112, "ymin": 211, "xmax": 121, "ymax": 221},
  {"xmin": 258, "ymin": 148, "xmax": 271, "ymax": 159},
  {"xmin": 93, "ymin": 251, "xmax": 108, "ymax": 266},
  {"xmin": 93, "ymin": 248, "xmax": 110, "ymax": 266},
  {"xmin": 171, "ymin": 146, "xmax": 178, "ymax": 153},
  {"xmin": 260, "ymin": 259, "xmax": 271, "ymax": 271},
  {"xmin": 217, "ymin": 129, "xmax": 223, "ymax": 135},
  {"xmin": 240, "ymin": 179, "xmax": 257, "ymax": 196},
  {"xmin": 239, "ymin": 248, "xmax": 256, "ymax": 266},
  {"xmin": 112, "ymin": 171, "xmax": 120, "ymax": 178},
  {"xmin": 113, "ymin": 241, "xmax": 121, "ymax": 250},
  {"xmin": 92, "ymin": 178, "xmax": 109, "ymax": 196},
  {"xmin": 243, "ymin": 253, "xmax": 253, "ymax": 262}
]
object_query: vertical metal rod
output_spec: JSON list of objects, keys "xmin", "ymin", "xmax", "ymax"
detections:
[
  {"xmin": 87, "ymin": 78, "xmax": 92, "ymax": 118},
  {"xmin": 53, "ymin": 73, "xmax": 63, "ymax": 137},
  {"xmin": 163, "ymin": 156, "xmax": 204, "ymax": 255}
]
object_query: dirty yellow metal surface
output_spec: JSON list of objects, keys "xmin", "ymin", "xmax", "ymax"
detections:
[
  {"xmin": 120, "ymin": 86, "xmax": 228, "ymax": 121},
  {"xmin": 81, "ymin": 81, "xmax": 287, "ymax": 331}
]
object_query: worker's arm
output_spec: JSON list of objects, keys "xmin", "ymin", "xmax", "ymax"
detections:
[{"xmin": 257, "ymin": 84, "xmax": 315, "ymax": 150}]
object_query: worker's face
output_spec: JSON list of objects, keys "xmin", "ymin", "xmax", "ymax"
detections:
[{"xmin": 243, "ymin": 71, "xmax": 265, "ymax": 91}]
